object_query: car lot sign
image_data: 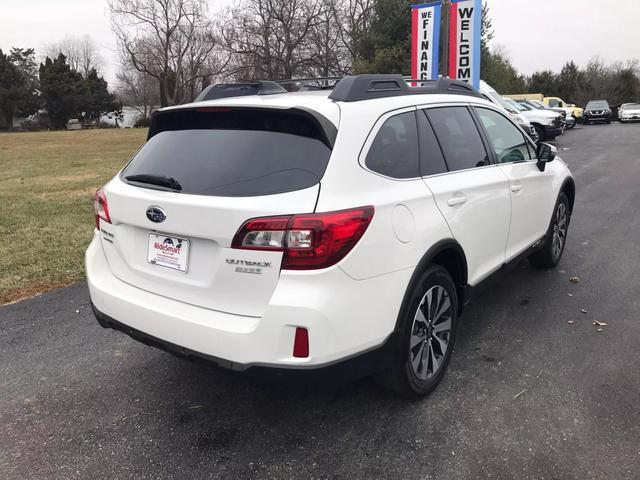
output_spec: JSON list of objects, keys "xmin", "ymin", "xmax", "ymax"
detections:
[
  {"xmin": 448, "ymin": 0, "xmax": 481, "ymax": 89},
  {"xmin": 410, "ymin": 2, "xmax": 442, "ymax": 81}
]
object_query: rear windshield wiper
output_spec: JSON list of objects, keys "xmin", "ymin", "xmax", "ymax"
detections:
[{"xmin": 125, "ymin": 174, "xmax": 182, "ymax": 191}]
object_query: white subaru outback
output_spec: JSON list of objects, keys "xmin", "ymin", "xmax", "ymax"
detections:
[{"xmin": 87, "ymin": 75, "xmax": 575, "ymax": 398}]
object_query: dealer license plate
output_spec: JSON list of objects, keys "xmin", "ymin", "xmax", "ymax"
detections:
[{"xmin": 147, "ymin": 234, "xmax": 189, "ymax": 272}]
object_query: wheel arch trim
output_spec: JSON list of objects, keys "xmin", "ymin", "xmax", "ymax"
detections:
[
  {"xmin": 393, "ymin": 239, "xmax": 468, "ymax": 332},
  {"xmin": 560, "ymin": 177, "xmax": 576, "ymax": 214}
]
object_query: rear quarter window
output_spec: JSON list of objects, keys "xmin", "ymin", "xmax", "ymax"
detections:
[
  {"xmin": 121, "ymin": 108, "xmax": 333, "ymax": 197},
  {"xmin": 364, "ymin": 111, "xmax": 420, "ymax": 179}
]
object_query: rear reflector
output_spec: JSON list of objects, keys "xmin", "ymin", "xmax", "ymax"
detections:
[
  {"xmin": 231, "ymin": 206, "xmax": 374, "ymax": 270},
  {"xmin": 293, "ymin": 327, "xmax": 309, "ymax": 358},
  {"xmin": 94, "ymin": 188, "xmax": 111, "ymax": 229}
]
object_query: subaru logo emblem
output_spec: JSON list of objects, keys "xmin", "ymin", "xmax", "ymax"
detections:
[{"xmin": 146, "ymin": 206, "xmax": 166, "ymax": 223}]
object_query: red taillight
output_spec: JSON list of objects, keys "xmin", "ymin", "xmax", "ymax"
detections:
[
  {"xmin": 94, "ymin": 188, "xmax": 111, "ymax": 230},
  {"xmin": 231, "ymin": 206, "xmax": 374, "ymax": 270},
  {"xmin": 293, "ymin": 327, "xmax": 309, "ymax": 358}
]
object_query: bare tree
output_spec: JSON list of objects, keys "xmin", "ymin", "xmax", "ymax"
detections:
[
  {"xmin": 109, "ymin": 0, "xmax": 224, "ymax": 106},
  {"xmin": 221, "ymin": 0, "xmax": 323, "ymax": 80},
  {"xmin": 334, "ymin": 0, "xmax": 374, "ymax": 66},
  {"xmin": 116, "ymin": 62, "xmax": 161, "ymax": 119},
  {"xmin": 43, "ymin": 35, "xmax": 103, "ymax": 76},
  {"xmin": 307, "ymin": 0, "xmax": 351, "ymax": 76}
]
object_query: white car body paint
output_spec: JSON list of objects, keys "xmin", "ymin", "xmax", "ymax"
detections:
[{"xmin": 86, "ymin": 83, "xmax": 574, "ymax": 372}]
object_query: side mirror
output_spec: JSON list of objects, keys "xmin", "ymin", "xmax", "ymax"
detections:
[{"xmin": 536, "ymin": 142, "xmax": 557, "ymax": 171}]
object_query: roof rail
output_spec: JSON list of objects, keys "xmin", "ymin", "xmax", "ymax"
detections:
[
  {"xmin": 328, "ymin": 75, "xmax": 483, "ymax": 102},
  {"xmin": 274, "ymin": 77, "xmax": 342, "ymax": 91},
  {"xmin": 195, "ymin": 81, "xmax": 287, "ymax": 102}
]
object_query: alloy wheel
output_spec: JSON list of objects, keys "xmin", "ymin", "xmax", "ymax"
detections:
[
  {"xmin": 409, "ymin": 285, "xmax": 453, "ymax": 380},
  {"xmin": 552, "ymin": 202, "xmax": 568, "ymax": 260}
]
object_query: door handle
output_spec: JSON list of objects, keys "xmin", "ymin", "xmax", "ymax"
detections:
[
  {"xmin": 510, "ymin": 184, "xmax": 523, "ymax": 193},
  {"xmin": 447, "ymin": 195, "xmax": 467, "ymax": 207}
]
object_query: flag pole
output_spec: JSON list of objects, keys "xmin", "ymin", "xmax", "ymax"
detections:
[{"xmin": 441, "ymin": 0, "xmax": 450, "ymax": 78}]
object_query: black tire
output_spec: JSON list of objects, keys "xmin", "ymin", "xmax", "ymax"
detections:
[
  {"xmin": 381, "ymin": 265, "xmax": 459, "ymax": 399},
  {"xmin": 567, "ymin": 121, "xmax": 575, "ymax": 129},
  {"xmin": 533, "ymin": 124, "xmax": 545, "ymax": 142},
  {"xmin": 529, "ymin": 192, "xmax": 571, "ymax": 269},
  {"xmin": 583, "ymin": 119, "xmax": 589, "ymax": 125}
]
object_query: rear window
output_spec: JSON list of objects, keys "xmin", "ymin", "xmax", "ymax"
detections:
[
  {"xmin": 586, "ymin": 101, "xmax": 609, "ymax": 110},
  {"xmin": 122, "ymin": 108, "xmax": 332, "ymax": 197}
]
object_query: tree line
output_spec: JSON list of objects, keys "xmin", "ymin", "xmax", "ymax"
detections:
[
  {"xmin": 0, "ymin": 36, "xmax": 118, "ymax": 130},
  {"xmin": 110, "ymin": 0, "xmax": 640, "ymax": 110},
  {"xmin": 479, "ymin": 6, "xmax": 640, "ymax": 106},
  {"xmin": 1, "ymin": 0, "xmax": 639, "ymax": 130}
]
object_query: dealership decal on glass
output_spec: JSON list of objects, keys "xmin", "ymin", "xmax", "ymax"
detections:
[
  {"xmin": 410, "ymin": 2, "xmax": 442, "ymax": 81},
  {"xmin": 448, "ymin": 0, "xmax": 481, "ymax": 89}
]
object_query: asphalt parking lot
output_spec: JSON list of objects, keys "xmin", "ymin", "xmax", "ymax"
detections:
[{"xmin": 2, "ymin": 122, "xmax": 639, "ymax": 480}]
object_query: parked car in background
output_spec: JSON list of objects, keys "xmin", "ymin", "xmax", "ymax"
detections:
[
  {"xmin": 505, "ymin": 93, "xmax": 544, "ymax": 101},
  {"xmin": 479, "ymin": 81, "xmax": 539, "ymax": 142},
  {"xmin": 583, "ymin": 100, "xmax": 612, "ymax": 124},
  {"xmin": 505, "ymin": 94, "xmax": 583, "ymax": 124},
  {"xmin": 510, "ymin": 99, "xmax": 564, "ymax": 141},
  {"xmin": 618, "ymin": 103, "xmax": 640, "ymax": 122},
  {"xmin": 544, "ymin": 97, "xmax": 584, "ymax": 122},
  {"xmin": 526, "ymin": 99, "xmax": 576, "ymax": 130}
]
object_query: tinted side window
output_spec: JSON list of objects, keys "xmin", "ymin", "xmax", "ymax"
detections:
[
  {"xmin": 417, "ymin": 110, "xmax": 448, "ymax": 176},
  {"xmin": 475, "ymin": 107, "xmax": 534, "ymax": 163},
  {"xmin": 426, "ymin": 107, "xmax": 488, "ymax": 172},
  {"xmin": 365, "ymin": 112, "xmax": 419, "ymax": 179}
]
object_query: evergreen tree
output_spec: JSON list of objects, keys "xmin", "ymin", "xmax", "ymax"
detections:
[
  {"xmin": 0, "ymin": 48, "xmax": 40, "ymax": 128},
  {"xmin": 611, "ymin": 66, "xmax": 640, "ymax": 105},
  {"xmin": 528, "ymin": 70, "xmax": 559, "ymax": 95},
  {"xmin": 39, "ymin": 54, "xmax": 86, "ymax": 129},
  {"xmin": 353, "ymin": 0, "xmax": 413, "ymax": 75},
  {"xmin": 482, "ymin": 49, "xmax": 526, "ymax": 94},
  {"xmin": 83, "ymin": 68, "xmax": 119, "ymax": 123},
  {"xmin": 555, "ymin": 61, "xmax": 582, "ymax": 104}
]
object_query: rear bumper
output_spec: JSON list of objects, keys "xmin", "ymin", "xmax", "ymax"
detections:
[
  {"xmin": 92, "ymin": 303, "xmax": 399, "ymax": 383},
  {"xmin": 86, "ymin": 233, "xmax": 409, "ymax": 376}
]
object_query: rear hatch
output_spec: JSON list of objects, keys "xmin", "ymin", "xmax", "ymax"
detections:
[{"xmin": 98, "ymin": 106, "xmax": 336, "ymax": 317}]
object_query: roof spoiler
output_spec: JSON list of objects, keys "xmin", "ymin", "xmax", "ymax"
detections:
[{"xmin": 195, "ymin": 81, "xmax": 287, "ymax": 102}]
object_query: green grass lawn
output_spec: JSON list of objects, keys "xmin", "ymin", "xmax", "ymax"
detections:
[{"xmin": 0, "ymin": 129, "xmax": 147, "ymax": 304}]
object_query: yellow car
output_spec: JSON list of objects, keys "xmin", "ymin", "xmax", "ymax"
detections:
[{"xmin": 544, "ymin": 97, "xmax": 583, "ymax": 120}]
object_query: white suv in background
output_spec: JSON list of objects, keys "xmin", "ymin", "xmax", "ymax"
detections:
[
  {"xmin": 478, "ymin": 80, "xmax": 539, "ymax": 142},
  {"xmin": 87, "ymin": 75, "xmax": 575, "ymax": 398}
]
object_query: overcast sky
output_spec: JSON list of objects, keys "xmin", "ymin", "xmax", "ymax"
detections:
[{"xmin": 1, "ymin": 0, "xmax": 638, "ymax": 88}]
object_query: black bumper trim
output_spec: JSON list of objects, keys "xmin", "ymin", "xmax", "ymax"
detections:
[
  {"xmin": 545, "ymin": 126, "xmax": 563, "ymax": 137},
  {"xmin": 91, "ymin": 303, "xmax": 400, "ymax": 385}
]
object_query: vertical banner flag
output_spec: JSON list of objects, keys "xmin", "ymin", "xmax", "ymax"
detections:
[
  {"xmin": 411, "ymin": 2, "xmax": 441, "ymax": 81},
  {"xmin": 448, "ymin": 0, "xmax": 481, "ymax": 89}
]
